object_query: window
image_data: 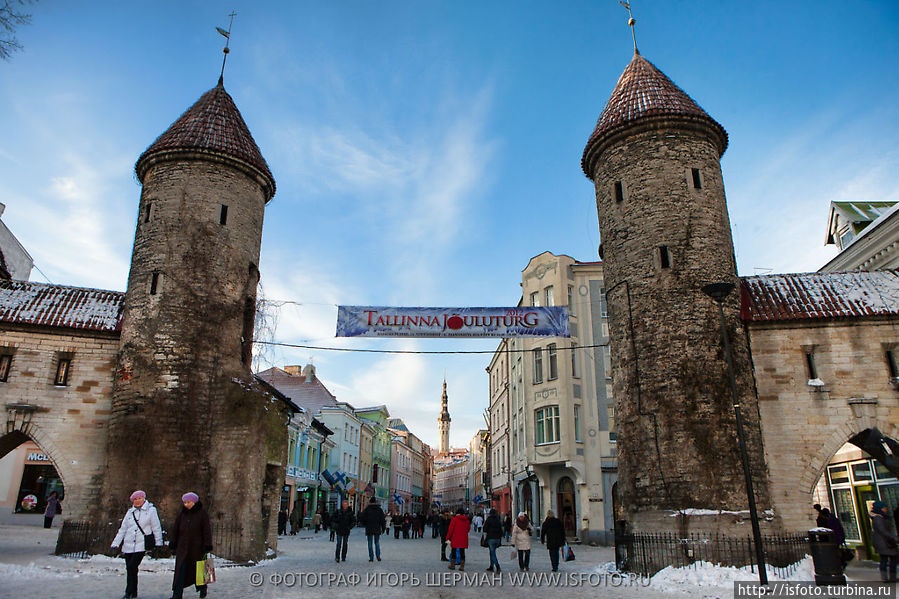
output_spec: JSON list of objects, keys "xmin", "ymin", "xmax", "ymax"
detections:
[
  {"xmin": 659, "ymin": 246, "xmax": 671, "ymax": 269},
  {"xmin": 886, "ymin": 350, "xmax": 898, "ymax": 378},
  {"xmin": 533, "ymin": 348, "xmax": 543, "ymax": 384},
  {"xmin": 547, "ymin": 343, "xmax": 558, "ymax": 380},
  {"xmin": 609, "ymin": 431, "xmax": 617, "ymax": 443},
  {"xmin": 691, "ymin": 168, "xmax": 702, "ymax": 189},
  {"xmin": 574, "ymin": 405, "xmax": 582, "ymax": 442},
  {"xmin": 220, "ymin": 204, "xmax": 228, "ymax": 225},
  {"xmin": 150, "ymin": 272, "xmax": 160, "ymax": 295},
  {"xmin": 614, "ymin": 181, "xmax": 624, "ymax": 203},
  {"xmin": 535, "ymin": 405, "xmax": 560, "ymax": 444},
  {"xmin": 55, "ymin": 357, "xmax": 71, "ymax": 386},
  {"xmin": 571, "ymin": 342, "xmax": 579, "ymax": 378},
  {"xmin": 144, "ymin": 201, "xmax": 152, "ymax": 223},
  {"xmin": 544, "ymin": 286, "xmax": 554, "ymax": 307},
  {"xmin": 805, "ymin": 351, "xmax": 818, "ymax": 380},
  {"xmin": 568, "ymin": 285, "xmax": 575, "ymax": 317},
  {"xmin": 0, "ymin": 354, "xmax": 11, "ymax": 382},
  {"xmin": 530, "ymin": 291, "xmax": 539, "ymax": 307}
]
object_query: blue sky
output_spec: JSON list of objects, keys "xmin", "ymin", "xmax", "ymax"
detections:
[{"xmin": 2, "ymin": 1, "xmax": 898, "ymax": 448}]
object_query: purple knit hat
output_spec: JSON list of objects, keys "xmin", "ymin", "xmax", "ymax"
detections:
[
  {"xmin": 182, "ymin": 492, "xmax": 199, "ymax": 503},
  {"xmin": 130, "ymin": 490, "xmax": 146, "ymax": 502}
]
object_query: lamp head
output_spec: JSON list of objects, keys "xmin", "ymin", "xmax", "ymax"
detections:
[{"xmin": 701, "ymin": 282, "xmax": 736, "ymax": 303}]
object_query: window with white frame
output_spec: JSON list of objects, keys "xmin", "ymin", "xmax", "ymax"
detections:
[
  {"xmin": 544, "ymin": 286, "xmax": 554, "ymax": 307},
  {"xmin": 571, "ymin": 342, "xmax": 579, "ymax": 378},
  {"xmin": 547, "ymin": 343, "xmax": 558, "ymax": 380},
  {"xmin": 533, "ymin": 348, "xmax": 543, "ymax": 384},
  {"xmin": 574, "ymin": 405, "xmax": 582, "ymax": 442},
  {"xmin": 530, "ymin": 291, "xmax": 539, "ymax": 307},
  {"xmin": 535, "ymin": 405, "xmax": 560, "ymax": 445}
]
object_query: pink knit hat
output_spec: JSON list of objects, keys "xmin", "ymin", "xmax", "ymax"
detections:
[
  {"xmin": 130, "ymin": 490, "xmax": 146, "ymax": 502},
  {"xmin": 182, "ymin": 492, "xmax": 199, "ymax": 503}
]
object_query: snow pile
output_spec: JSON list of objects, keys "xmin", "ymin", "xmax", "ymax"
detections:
[{"xmin": 649, "ymin": 557, "xmax": 815, "ymax": 592}]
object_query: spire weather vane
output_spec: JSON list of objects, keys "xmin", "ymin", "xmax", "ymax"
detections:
[
  {"xmin": 216, "ymin": 11, "xmax": 237, "ymax": 84},
  {"xmin": 619, "ymin": 1, "xmax": 639, "ymax": 55}
]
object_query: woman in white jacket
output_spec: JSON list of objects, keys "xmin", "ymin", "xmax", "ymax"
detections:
[
  {"xmin": 510, "ymin": 512, "xmax": 534, "ymax": 571},
  {"xmin": 110, "ymin": 490, "xmax": 163, "ymax": 599}
]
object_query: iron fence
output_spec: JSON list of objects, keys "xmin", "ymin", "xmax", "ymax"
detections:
[
  {"xmin": 614, "ymin": 531, "xmax": 808, "ymax": 578},
  {"xmin": 56, "ymin": 520, "xmax": 246, "ymax": 562}
]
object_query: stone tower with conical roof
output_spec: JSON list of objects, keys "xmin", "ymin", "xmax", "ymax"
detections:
[
  {"xmin": 438, "ymin": 379, "xmax": 451, "ymax": 454},
  {"xmin": 93, "ymin": 81, "xmax": 290, "ymax": 560},
  {"xmin": 582, "ymin": 53, "xmax": 774, "ymax": 534}
]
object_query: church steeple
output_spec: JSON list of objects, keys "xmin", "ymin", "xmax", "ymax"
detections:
[{"xmin": 438, "ymin": 378, "xmax": 451, "ymax": 454}]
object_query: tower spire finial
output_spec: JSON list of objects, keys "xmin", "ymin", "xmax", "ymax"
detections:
[
  {"xmin": 619, "ymin": 1, "xmax": 639, "ymax": 55},
  {"xmin": 216, "ymin": 11, "xmax": 237, "ymax": 86}
]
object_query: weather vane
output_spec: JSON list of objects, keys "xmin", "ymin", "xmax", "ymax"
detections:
[
  {"xmin": 216, "ymin": 11, "xmax": 237, "ymax": 85},
  {"xmin": 619, "ymin": 1, "xmax": 639, "ymax": 55}
]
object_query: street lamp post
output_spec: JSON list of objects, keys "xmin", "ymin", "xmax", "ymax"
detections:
[{"xmin": 701, "ymin": 282, "xmax": 767, "ymax": 586}]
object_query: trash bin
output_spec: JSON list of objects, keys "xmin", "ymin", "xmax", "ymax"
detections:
[{"xmin": 808, "ymin": 528, "xmax": 846, "ymax": 586}]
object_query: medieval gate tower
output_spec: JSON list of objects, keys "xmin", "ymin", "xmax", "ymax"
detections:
[
  {"xmin": 582, "ymin": 51, "xmax": 775, "ymax": 534},
  {"xmin": 93, "ymin": 78, "xmax": 290, "ymax": 560}
]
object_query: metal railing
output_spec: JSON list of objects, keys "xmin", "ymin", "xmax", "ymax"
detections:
[
  {"xmin": 614, "ymin": 531, "xmax": 808, "ymax": 578},
  {"xmin": 56, "ymin": 520, "xmax": 245, "ymax": 561}
]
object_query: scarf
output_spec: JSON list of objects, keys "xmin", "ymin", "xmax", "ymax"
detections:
[{"xmin": 516, "ymin": 517, "xmax": 530, "ymax": 531}]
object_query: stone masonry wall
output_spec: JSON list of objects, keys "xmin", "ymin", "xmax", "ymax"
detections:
[
  {"xmin": 748, "ymin": 318, "xmax": 899, "ymax": 531},
  {"xmin": 0, "ymin": 326, "xmax": 117, "ymax": 519},
  {"xmin": 590, "ymin": 123, "xmax": 773, "ymax": 534}
]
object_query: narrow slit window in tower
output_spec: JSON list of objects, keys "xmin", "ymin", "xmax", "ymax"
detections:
[
  {"xmin": 691, "ymin": 168, "xmax": 702, "ymax": 189},
  {"xmin": 614, "ymin": 181, "xmax": 624, "ymax": 203},
  {"xmin": 150, "ymin": 272, "xmax": 160, "ymax": 295},
  {"xmin": 55, "ymin": 357, "xmax": 71, "ymax": 386},
  {"xmin": 220, "ymin": 204, "xmax": 229, "ymax": 225},
  {"xmin": 0, "ymin": 354, "xmax": 11, "ymax": 382},
  {"xmin": 659, "ymin": 246, "xmax": 671, "ymax": 269},
  {"xmin": 144, "ymin": 202, "xmax": 152, "ymax": 223}
]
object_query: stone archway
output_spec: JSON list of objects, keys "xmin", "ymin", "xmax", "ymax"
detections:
[{"xmin": 0, "ymin": 426, "xmax": 70, "ymax": 516}]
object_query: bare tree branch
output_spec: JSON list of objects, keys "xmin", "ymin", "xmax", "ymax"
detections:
[{"xmin": 0, "ymin": 1, "xmax": 36, "ymax": 61}]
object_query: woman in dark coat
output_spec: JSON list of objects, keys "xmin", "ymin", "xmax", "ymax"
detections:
[
  {"xmin": 871, "ymin": 500, "xmax": 898, "ymax": 582},
  {"xmin": 170, "ymin": 492, "xmax": 213, "ymax": 599},
  {"xmin": 540, "ymin": 509, "xmax": 566, "ymax": 572}
]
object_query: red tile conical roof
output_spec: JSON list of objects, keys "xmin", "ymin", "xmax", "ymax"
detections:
[
  {"xmin": 582, "ymin": 53, "xmax": 727, "ymax": 177},
  {"xmin": 136, "ymin": 82, "xmax": 276, "ymax": 199}
]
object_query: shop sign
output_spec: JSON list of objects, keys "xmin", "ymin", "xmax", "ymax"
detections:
[
  {"xmin": 286, "ymin": 466, "xmax": 318, "ymax": 481},
  {"xmin": 26, "ymin": 452, "xmax": 50, "ymax": 464}
]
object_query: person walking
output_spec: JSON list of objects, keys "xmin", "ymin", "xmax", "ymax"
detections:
[
  {"xmin": 290, "ymin": 505, "xmax": 301, "ymax": 535},
  {"xmin": 277, "ymin": 507, "xmax": 288, "ymax": 536},
  {"xmin": 483, "ymin": 508, "xmax": 503, "ymax": 572},
  {"xmin": 503, "ymin": 512, "xmax": 513, "ymax": 543},
  {"xmin": 870, "ymin": 500, "xmax": 898, "ymax": 582},
  {"xmin": 511, "ymin": 512, "xmax": 535, "ymax": 571},
  {"xmin": 329, "ymin": 508, "xmax": 337, "ymax": 541},
  {"xmin": 447, "ymin": 507, "xmax": 471, "ymax": 571},
  {"xmin": 170, "ymin": 492, "xmax": 213, "ymax": 599},
  {"xmin": 43, "ymin": 490, "xmax": 61, "ymax": 529},
  {"xmin": 431, "ymin": 512, "xmax": 440, "ymax": 538},
  {"xmin": 334, "ymin": 500, "xmax": 355, "ymax": 563},
  {"xmin": 439, "ymin": 510, "xmax": 452, "ymax": 561},
  {"xmin": 473, "ymin": 512, "xmax": 484, "ymax": 533},
  {"xmin": 402, "ymin": 513, "xmax": 411, "ymax": 539},
  {"xmin": 313, "ymin": 509, "xmax": 322, "ymax": 533},
  {"xmin": 321, "ymin": 507, "xmax": 330, "ymax": 536},
  {"xmin": 540, "ymin": 509, "xmax": 566, "ymax": 572},
  {"xmin": 360, "ymin": 497, "xmax": 387, "ymax": 562},
  {"xmin": 110, "ymin": 490, "xmax": 163, "ymax": 599},
  {"xmin": 386, "ymin": 513, "xmax": 392, "ymax": 537}
]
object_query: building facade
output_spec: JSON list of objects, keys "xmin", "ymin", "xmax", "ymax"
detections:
[
  {"xmin": 822, "ymin": 201, "xmax": 899, "ymax": 271},
  {"xmin": 355, "ymin": 405, "xmax": 393, "ymax": 504}
]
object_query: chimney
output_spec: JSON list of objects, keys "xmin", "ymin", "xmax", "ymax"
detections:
[
  {"xmin": 284, "ymin": 365, "xmax": 303, "ymax": 376},
  {"xmin": 302, "ymin": 363, "xmax": 316, "ymax": 382}
]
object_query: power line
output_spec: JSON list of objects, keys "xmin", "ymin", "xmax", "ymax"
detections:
[{"xmin": 253, "ymin": 339, "xmax": 608, "ymax": 355}]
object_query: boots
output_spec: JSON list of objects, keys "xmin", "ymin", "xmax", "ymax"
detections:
[
  {"xmin": 448, "ymin": 562, "xmax": 455, "ymax": 570},
  {"xmin": 459, "ymin": 561, "xmax": 465, "ymax": 571}
]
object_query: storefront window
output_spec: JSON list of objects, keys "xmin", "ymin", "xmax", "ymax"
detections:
[
  {"xmin": 875, "ymin": 461, "xmax": 896, "ymax": 481},
  {"xmin": 828, "ymin": 465, "xmax": 850, "ymax": 485},
  {"xmin": 831, "ymin": 488, "xmax": 860, "ymax": 542},
  {"xmin": 852, "ymin": 462, "xmax": 873, "ymax": 483}
]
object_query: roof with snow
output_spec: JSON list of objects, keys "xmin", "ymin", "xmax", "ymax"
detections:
[
  {"xmin": 740, "ymin": 271, "xmax": 899, "ymax": 322},
  {"xmin": 135, "ymin": 82, "xmax": 275, "ymax": 199},
  {"xmin": 582, "ymin": 53, "xmax": 727, "ymax": 176},
  {"xmin": 255, "ymin": 366, "xmax": 339, "ymax": 415},
  {"xmin": 0, "ymin": 280, "xmax": 124, "ymax": 333}
]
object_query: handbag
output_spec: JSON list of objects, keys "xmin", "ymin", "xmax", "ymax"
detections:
[
  {"xmin": 510, "ymin": 549, "xmax": 517, "ymax": 560},
  {"xmin": 840, "ymin": 547, "xmax": 854, "ymax": 563},
  {"xmin": 132, "ymin": 512, "xmax": 155, "ymax": 550},
  {"xmin": 196, "ymin": 554, "xmax": 216, "ymax": 586},
  {"xmin": 563, "ymin": 543, "xmax": 576, "ymax": 562},
  {"xmin": 480, "ymin": 534, "xmax": 488, "ymax": 547}
]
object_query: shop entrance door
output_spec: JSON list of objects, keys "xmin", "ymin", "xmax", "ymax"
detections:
[{"xmin": 854, "ymin": 485, "xmax": 878, "ymax": 559}]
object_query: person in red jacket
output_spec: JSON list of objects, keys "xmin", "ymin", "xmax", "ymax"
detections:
[{"xmin": 447, "ymin": 508, "xmax": 471, "ymax": 571}]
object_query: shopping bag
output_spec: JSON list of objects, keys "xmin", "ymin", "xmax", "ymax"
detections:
[
  {"xmin": 510, "ymin": 549, "xmax": 517, "ymax": 560},
  {"xmin": 196, "ymin": 554, "xmax": 216, "ymax": 586},
  {"xmin": 480, "ymin": 534, "xmax": 487, "ymax": 547},
  {"xmin": 563, "ymin": 544, "xmax": 575, "ymax": 562}
]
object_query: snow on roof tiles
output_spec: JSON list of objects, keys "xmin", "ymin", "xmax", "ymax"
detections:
[
  {"xmin": 740, "ymin": 271, "xmax": 899, "ymax": 322},
  {"xmin": 0, "ymin": 280, "xmax": 124, "ymax": 333}
]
